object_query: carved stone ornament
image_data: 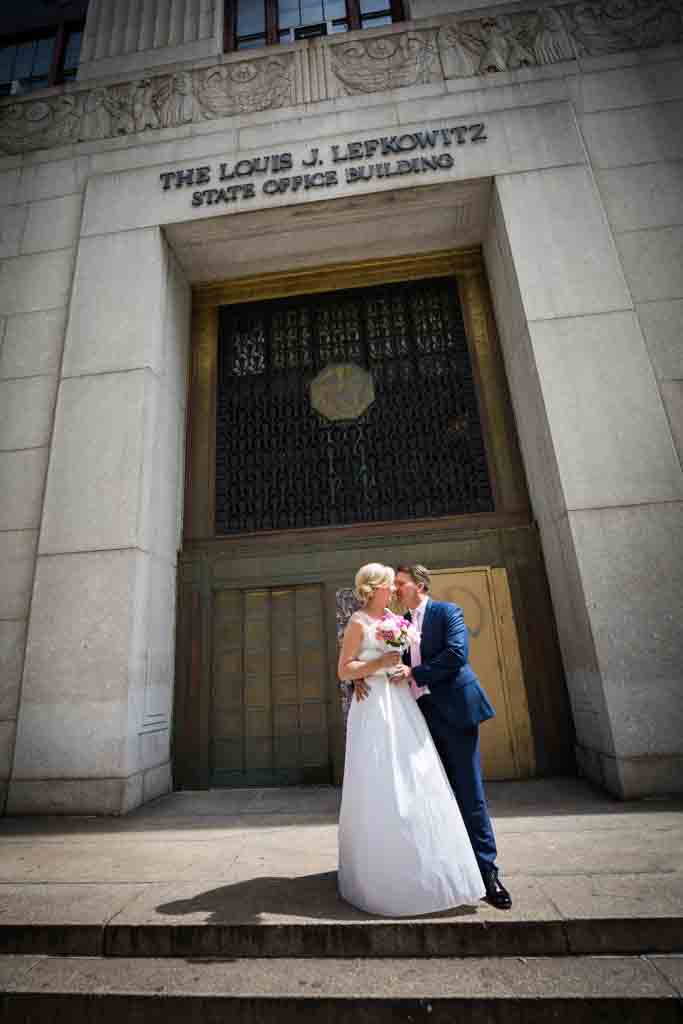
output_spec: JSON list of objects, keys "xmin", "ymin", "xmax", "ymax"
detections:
[
  {"xmin": 310, "ymin": 363, "xmax": 375, "ymax": 422},
  {"xmin": 561, "ymin": 0, "xmax": 683, "ymax": 56},
  {"xmin": 1, "ymin": 1, "xmax": 682, "ymax": 156},
  {"xmin": 438, "ymin": 7, "xmax": 574, "ymax": 77},
  {"xmin": 329, "ymin": 29, "xmax": 441, "ymax": 95},
  {"xmin": 436, "ymin": 0, "xmax": 682, "ymax": 78},
  {"xmin": 0, "ymin": 53, "xmax": 296, "ymax": 155}
]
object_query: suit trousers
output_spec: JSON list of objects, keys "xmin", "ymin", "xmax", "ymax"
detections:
[{"xmin": 418, "ymin": 697, "xmax": 498, "ymax": 874}]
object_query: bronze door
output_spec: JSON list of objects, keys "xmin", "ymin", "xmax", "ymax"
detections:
[{"xmin": 211, "ymin": 583, "xmax": 330, "ymax": 786}]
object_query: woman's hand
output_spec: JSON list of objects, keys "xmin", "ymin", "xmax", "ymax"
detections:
[
  {"xmin": 378, "ymin": 651, "xmax": 402, "ymax": 670},
  {"xmin": 387, "ymin": 664, "xmax": 412, "ymax": 685}
]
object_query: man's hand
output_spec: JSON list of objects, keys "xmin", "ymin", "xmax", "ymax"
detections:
[
  {"xmin": 354, "ymin": 679, "xmax": 371, "ymax": 702},
  {"xmin": 387, "ymin": 664, "xmax": 413, "ymax": 685}
]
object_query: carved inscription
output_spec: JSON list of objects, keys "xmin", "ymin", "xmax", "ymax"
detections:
[{"xmin": 157, "ymin": 123, "xmax": 489, "ymax": 208}]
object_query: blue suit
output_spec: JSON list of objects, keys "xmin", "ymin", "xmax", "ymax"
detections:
[{"xmin": 407, "ymin": 598, "xmax": 498, "ymax": 874}]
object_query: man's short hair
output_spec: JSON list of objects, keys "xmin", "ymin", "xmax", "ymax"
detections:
[{"xmin": 396, "ymin": 564, "xmax": 431, "ymax": 593}]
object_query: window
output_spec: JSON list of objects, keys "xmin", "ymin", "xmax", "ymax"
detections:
[
  {"xmin": 225, "ymin": 0, "xmax": 404, "ymax": 52},
  {"xmin": 0, "ymin": 22, "xmax": 84, "ymax": 96}
]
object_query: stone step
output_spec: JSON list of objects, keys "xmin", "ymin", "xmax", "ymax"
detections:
[
  {"xmin": 2, "ymin": 871, "xmax": 682, "ymax": 959},
  {"xmin": 2, "ymin": 954, "xmax": 682, "ymax": 1023},
  {"xmin": 3, "ymin": 912, "xmax": 683, "ymax": 960}
]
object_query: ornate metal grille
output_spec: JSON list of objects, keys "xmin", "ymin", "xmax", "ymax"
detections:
[{"xmin": 216, "ymin": 276, "xmax": 493, "ymax": 534}]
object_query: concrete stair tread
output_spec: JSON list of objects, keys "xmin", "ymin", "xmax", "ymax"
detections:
[
  {"xmin": 1, "ymin": 871, "xmax": 683, "ymax": 957},
  {"xmin": 2, "ymin": 954, "xmax": 683, "ymax": 1023},
  {"xmin": 1, "ymin": 953, "xmax": 682, "ymax": 998}
]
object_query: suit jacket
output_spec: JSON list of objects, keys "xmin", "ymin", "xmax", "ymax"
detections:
[{"xmin": 408, "ymin": 598, "xmax": 495, "ymax": 732}]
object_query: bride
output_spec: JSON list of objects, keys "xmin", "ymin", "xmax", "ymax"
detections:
[{"xmin": 337, "ymin": 562, "xmax": 486, "ymax": 917}]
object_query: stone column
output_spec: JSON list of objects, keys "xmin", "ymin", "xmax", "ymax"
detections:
[
  {"xmin": 0, "ymin": 161, "xmax": 83, "ymax": 813},
  {"xmin": 8, "ymin": 225, "xmax": 190, "ymax": 814},
  {"xmin": 485, "ymin": 165, "xmax": 683, "ymax": 798}
]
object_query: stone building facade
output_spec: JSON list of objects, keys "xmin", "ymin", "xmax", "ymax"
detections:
[{"xmin": 0, "ymin": 0, "xmax": 682, "ymax": 814}]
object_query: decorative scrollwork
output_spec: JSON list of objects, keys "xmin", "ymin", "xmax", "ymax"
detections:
[{"xmin": 215, "ymin": 278, "xmax": 494, "ymax": 537}]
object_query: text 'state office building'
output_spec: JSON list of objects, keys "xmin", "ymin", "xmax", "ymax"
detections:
[{"xmin": 0, "ymin": 0, "xmax": 681, "ymax": 814}]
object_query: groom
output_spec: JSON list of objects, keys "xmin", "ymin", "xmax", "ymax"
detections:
[{"xmin": 392, "ymin": 563, "xmax": 511, "ymax": 910}]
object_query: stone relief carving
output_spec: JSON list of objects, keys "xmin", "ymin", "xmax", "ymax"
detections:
[
  {"xmin": 437, "ymin": 0, "xmax": 681, "ymax": 80},
  {"xmin": 196, "ymin": 57, "xmax": 295, "ymax": 116},
  {"xmin": 1, "ymin": 1, "xmax": 681, "ymax": 156},
  {"xmin": 329, "ymin": 30, "xmax": 441, "ymax": 96},
  {"xmin": 438, "ymin": 7, "xmax": 573, "ymax": 79},
  {"xmin": 0, "ymin": 53, "xmax": 296, "ymax": 155},
  {"xmin": 561, "ymin": 0, "xmax": 683, "ymax": 56}
]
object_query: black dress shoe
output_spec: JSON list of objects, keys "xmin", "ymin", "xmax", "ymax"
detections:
[{"xmin": 482, "ymin": 867, "xmax": 512, "ymax": 910}]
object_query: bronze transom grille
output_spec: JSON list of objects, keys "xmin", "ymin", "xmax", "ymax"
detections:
[{"xmin": 216, "ymin": 276, "xmax": 493, "ymax": 533}]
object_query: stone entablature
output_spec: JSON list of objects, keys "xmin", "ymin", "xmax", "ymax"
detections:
[{"xmin": 0, "ymin": 0, "xmax": 681, "ymax": 156}]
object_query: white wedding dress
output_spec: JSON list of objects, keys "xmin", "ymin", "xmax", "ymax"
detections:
[{"xmin": 338, "ymin": 610, "xmax": 486, "ymax": 917}]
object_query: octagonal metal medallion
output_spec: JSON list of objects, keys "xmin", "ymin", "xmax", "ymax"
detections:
[{"xmin": 310, "ymin": 363, "xmax": 375, "ymax": 422}]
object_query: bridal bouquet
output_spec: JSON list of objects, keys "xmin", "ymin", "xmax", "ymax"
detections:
[
  {"xmin": 375, "ymin": 612, "xmax": 430, "ymax": 700},
  {"xmin": 375, "ymin": 610, "xmax": 418, "ymax": 651}
]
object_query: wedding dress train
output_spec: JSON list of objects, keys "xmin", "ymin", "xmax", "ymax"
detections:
[{"xmin": 338, "ymin": 611, "xmax": 486, "ymax": 917}]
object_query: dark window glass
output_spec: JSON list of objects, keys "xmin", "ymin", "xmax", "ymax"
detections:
[
  {"xmin": 0, "ymin": 21, "xmax": 84, "ymax": 94},
  {"xmin": 237, "ymin": 2, "xmax": 266, "ymax": 35},
  {"xmin": 326, "ymin": 0, "xmax": 347, "ymax": 17},
  {"xmin": 0, "ymin": 35, "xmax": 56, "ymax": 95},
  {"xmin": 278, "ymin": 0, "xmax": 347, "ymax": 27},
  {"xmin": 360, "ymin": 0, "xmax": 394, "ymax": 29},
  {"xmin": 361, "ymin": 13, "xmax": 392, "ymax": 27},
  {"xmin": 34, "ymin": 37, "xmax": 54, "ymax": 75},
  {"xmin": 278, "ymin": 0, "xmax": 301, "ymax": 31},
  {"xmin": 0, "ymin": 45, "xmax": 15, "ymax": 86},
  {"xmin": 236, "ymin": 0, "xmax": 266, "ymax": 48},
  {"xmin": 301, "ymin": 2, "xmax": 324, "ymax": 22},
  {"xmin": 62, "ymin": 28, "xmax": 83, "ymax": 76},
  {"xmin": 230, "ymin": 1, "xmax": 402, "ymax": 51},
  {"xmin": 14, "ymin": 40, "xmax": 38, "ymax": 79}
]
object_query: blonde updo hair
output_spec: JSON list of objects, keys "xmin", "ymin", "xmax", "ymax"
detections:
[{"xmin": 354, "ymin": 562, "xmax": 394, "ymax": 607}]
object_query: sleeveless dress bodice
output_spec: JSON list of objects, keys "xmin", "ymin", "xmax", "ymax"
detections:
[{"xmin": 352, "ymin": 611, "xmax": 391, "ymax": 678}]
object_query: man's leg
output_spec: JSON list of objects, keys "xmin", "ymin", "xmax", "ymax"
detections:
[{"xmin": 420, "ymin": 702, "xmax": 497, "ymax": 872}]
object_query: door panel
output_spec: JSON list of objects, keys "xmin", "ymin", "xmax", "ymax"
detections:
[
  {"xmin": 429, "ymin": 567, "xmax": 535, "ymax": 779},
  {"xmin": 211, "ymin": 590, "xmax": 244, "ymax": 775},
  {"xmin": 210, "ymin": 583, "xmax": 331, "ymax": 785}
]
